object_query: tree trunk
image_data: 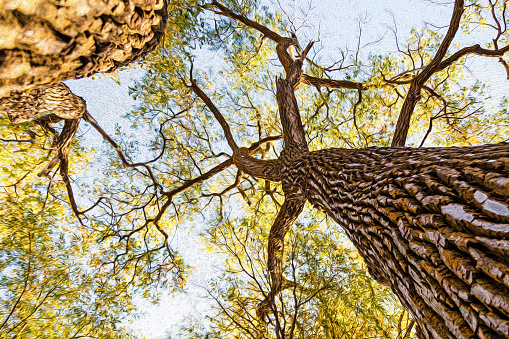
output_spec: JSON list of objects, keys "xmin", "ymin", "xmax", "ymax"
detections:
[
  {"xmin": 286, "ymin": 143, "xmax": 509, "ymax": 339},
  {"xmin": 0, "ymin": 0, "xmax": 168, "ymax": 97}
]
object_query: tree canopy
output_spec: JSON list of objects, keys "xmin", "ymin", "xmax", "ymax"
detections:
[{"xmin": 1, "ymin": 0, "xmax": 509, "ymax": 338}]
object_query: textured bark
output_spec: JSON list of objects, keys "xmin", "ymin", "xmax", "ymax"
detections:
[
  {"xmin": 0, "ymin": 0, "xmax": 168, "ymax": 97},
  {"xmin": 199, "ymin": 4, "xmax": 509, "ymax": 336},
  {"xmin": 0, "ymin": 83, "xmax": 86, "ymax": 123},
  {"xmin": 280, "ymin": 143, "xmax": 509, "ymax": 338}
]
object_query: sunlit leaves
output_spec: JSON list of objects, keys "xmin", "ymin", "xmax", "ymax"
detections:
[{"xmin": 0, "ymin": 117, "xmax": 138, "ymax": 338}]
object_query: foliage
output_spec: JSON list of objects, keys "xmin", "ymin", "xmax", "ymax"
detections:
[
  {"xmin": 175, "ymin": 201, "xmax": 415, "ymax": 339},
  {"xmin": 0, "ymin": 116, "xmax": 145, "ymax": 338},
  {"xmin": 112, "ymin": 0, "xmax": 509, "ymax": 283}
]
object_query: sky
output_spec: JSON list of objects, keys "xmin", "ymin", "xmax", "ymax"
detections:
[{"xmin": 65, "ymin": 1, "xmax": 509, "ymax": 338}]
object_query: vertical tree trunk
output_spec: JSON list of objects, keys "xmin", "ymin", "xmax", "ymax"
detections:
[
  {"xmin": 0, "ymin": 0, "xmax": 168, "ymax": 97},
  {"xmin": 290, "ymin": 143, "xmax": 509, "ymax": 339}
]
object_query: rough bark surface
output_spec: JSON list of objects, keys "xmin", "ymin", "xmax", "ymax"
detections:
[
  {"xmin": 0, "ymin": 0, "xmax": 168, "ymax": 97},
  {"xmin": 0, "ymin": 83, "xmax": 86, "ymax": 123},
  {"xmin": 280, "ymin": 143, "xmax": 509, "ymax": 339}
]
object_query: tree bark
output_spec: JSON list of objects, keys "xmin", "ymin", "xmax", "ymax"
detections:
[
  {"xmin": 283, "ymin": 143, "xmax": 509, "ymax": 339},
  {"xmin": 0, "ymin": 0, "xmax": 168, "ymax": 97},
  {"xmin": 202, "ymin": 4, "xmax": 509, "ymax": 335},
  {"xmin": 0, "ymin": 83, "xmax": 86, "ymax": 123}
]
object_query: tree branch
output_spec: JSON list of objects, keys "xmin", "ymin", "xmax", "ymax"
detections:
[
  {"xmin": 82, "ymin": 111, "xmax": 163, "ymax": 190},
  {"xmin": 189, "ymin": 77, "xmax": 239, "ymax": 152},
  {"xmin": 208, "ymin": 0, "xmax": 286, "ymax": 43},
  {"xmin": 276, "ymin": 78, "xmax": 309, "ymax": 156},
  {"xmin": 391, "ymin": 0, "xmax": 465, "ymax": 146},
  {"xmin": 0, "ymin": 83, "xmax": 86, "ymax": 124},
  {"xmin": 301, "ymin": 74, "xmax": 364, "ymax": 90},
  {"xmin": 438, "ymin": 43, "xmax": 509, "ymax": 72},
  {"xmin": 188, "ymin": 75, "xmax": 281, "ymax": 181},
  {"xmin": 256, "ymin": 197, "xmax": 305, "ymax": 322},
  {"xmin": 0, "ymin": 234, "xmax": 32, "ymax": 331},
  {"xmin": 164, "ymin": 158, "xmax": 233, "ymax": 201}
]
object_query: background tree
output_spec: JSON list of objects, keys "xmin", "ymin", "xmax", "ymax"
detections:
[{"xmin": 0, "ymin": 106, "xmax": 184, "ymax": 338}]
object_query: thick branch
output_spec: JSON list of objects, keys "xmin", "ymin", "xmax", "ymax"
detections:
[
  {"xmin": 0, "ymin": 83, "xmax": 86, "ymax": 124},
  {"xmin": 256, "ymin": 198, "xmax": 305, "ymax": 322},
  {"xmin": 438, "ymin": 43, "xmax": 509, "ymax": 72},
  {"xmin": 189, "ymin": 77, "xmax": 281, "ymax": 181},
  {"xmin": 53, "ymin": 119, "xmax": 82, "ymax": 219},
  {"xmin": 164, "ymin": 158, "xmax": 233, "ymax": 200},
  {"xmin": 276, "ymin": 78, "xmax": 309, "ymax": 157},
  {"xmin": 391, "ymin": 0, "xmax": 464, "ymax": 147},
  {"xmin": 233, "ymin": 150, "xmax": 281, "ymax": 182},
  {"xmin": 301, "ymin": 74, "xmax": 364, "ymax": 90}
]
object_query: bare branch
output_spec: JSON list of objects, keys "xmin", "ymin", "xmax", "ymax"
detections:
[
  {"xmin": 82, "ymin": 111, "xmax": 163, "ymax": 190},
  {"xmin": 437, "ymin": 43, "xmax": 509, "ymax": 72},
  {"xmin": 189, "ymin": 77, "xmax": 239, "ymax": 153}
]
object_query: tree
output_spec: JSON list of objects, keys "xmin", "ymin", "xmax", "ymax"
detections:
[
  {"xmin": 0, "ymin": 194, "xmax": 137, "ymax": 339},
  {"xmin": 0, "ymin": 0, "xmax": 170, "ymax": 98},
  {"xmin": 3, "ymin": 0, "xmax": 509, "ymax": 338}
]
